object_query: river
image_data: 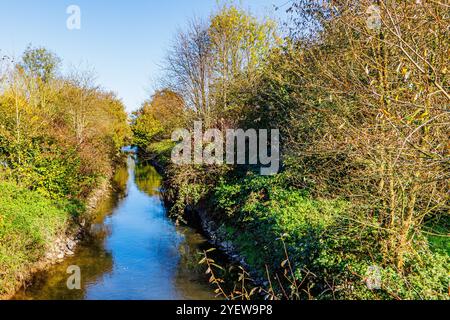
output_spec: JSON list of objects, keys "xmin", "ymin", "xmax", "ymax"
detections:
[{"xmin": 14, "ymin": 156, "xmax": 216, "ymax": 300}]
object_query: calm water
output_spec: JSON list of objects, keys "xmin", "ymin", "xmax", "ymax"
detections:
[{"xmin": 14, "ymin": 156, "xmax": 215, "ymax": 300}]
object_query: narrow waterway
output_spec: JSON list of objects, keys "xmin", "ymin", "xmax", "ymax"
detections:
[{"xmin": 14, "ymin": 156, "xmax": 216, "ymax": 300}]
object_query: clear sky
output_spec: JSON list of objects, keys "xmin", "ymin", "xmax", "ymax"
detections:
[{"xmin": 0, "ymin": 0, "xmax": 288, "ymax": 112}]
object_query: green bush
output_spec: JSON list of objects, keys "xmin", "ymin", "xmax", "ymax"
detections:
[
  {"xmin": 213, "ymin": 174, "xmax": 449, "ymax": 300},
  {"xmin": 146, "ymin": 140, "xmax": 176, "ymax": 167},
  {"xmin": 0, "ymin": 182, "xmax": 76, "ymax": 296}
]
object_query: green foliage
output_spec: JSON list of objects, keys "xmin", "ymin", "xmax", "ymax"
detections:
[
  {"xmin": 132, "ymin": 111, "xmax": 164, "ymax": 149},
  {"xmin": 20, "ymin": 45, "xmax": 61, "ymax": 83},
  {"xmin": 0, "ymin": 182, "xmax": 79, "ymax": 296},
  {"xmin": 208, "ymin": 4, "xmax": 279, "ymax": 120},
  {"xmin": 209, "ymin": 4, "xmax": 279, "ymax": 79},
  {"xmin": 3, "ymin": 138, "xmax": 87, "ymax": 199},
  {"xmin": 120, "ymin": 1, "xmax": 450, "ymax": 300},
  {"xmin": 131, "ymin": 89, "xmax": 184, "ymax": 150},
  {"xmin": 214, "ymin": 174, "xmax": 340, "ymax": 269},
  {"xmin": 214, "ymin": 175, "xmax": 449, "ymax": 300},
  {"xmin": 147, "ymin": 140, "xmax": 176, "ymax": 167},
  {"xmin": 0, "ymin": 46, "xmax": 130, "ymax": 297},
  {"xmin": 0, "ymin": 48, "xmax": 130, "ymax": 200},
  {"xmin": 425, "ymin": 216, "xmax": 450, "ymax": 256}
]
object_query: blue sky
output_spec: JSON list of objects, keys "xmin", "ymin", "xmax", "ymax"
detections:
[{"xmin": 0, "ymin": 0, "xmax": 287, "ymax": 112}]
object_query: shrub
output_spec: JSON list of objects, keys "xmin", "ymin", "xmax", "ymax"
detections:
[
  {"xmin": 213, "ymin": 175, "xmax": 449, "ymax": 300},
  {"xmin": 0, "ymin": 182, "xmax": 77, "ymax": 296}
]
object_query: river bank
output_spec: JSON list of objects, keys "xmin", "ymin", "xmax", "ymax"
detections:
[
  {"xmin": 141, "ymin": 140, "xmax": 449, "ymax": 300},
  {"xmin": 144, "ymin": 148, "xmax": 267, "ymax": 294},
  {"xmin": 0, "ymin": 172, "xmax": 113, "ymax": 300}
]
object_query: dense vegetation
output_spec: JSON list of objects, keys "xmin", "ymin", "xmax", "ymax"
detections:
[
  {"xmin": 0, "ymin": 0, "xmax": 447, "ymax": 301},
  {"xmin": 0, "ymin": 46, "xmax": 131, "ymax": 297},
  {"xmin": 133, "ymin": 2, "xmax": 449, "ymax": 300}
]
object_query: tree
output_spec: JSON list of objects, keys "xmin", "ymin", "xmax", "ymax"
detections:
[
  {"xmin": 132, "ymin": 107, "xmax": 164, "ymax": 149},
  {"xmin": 283, "ymin": 0, "xmax": 450, "ymax": 270},
  {"xmin": 1, "ymin": 47, "xmax": 130, "ymax": 199},
  {"xmin": 165, "ymin": 19, "xmax": 214, "ymax": 126},
  {"xmin": 60, "ymin": 70, "xmax": 98, "ymax": 145},
  {"xmin": 164, "ymin": 5, "xmax": 279, "ymax": 128},
  {"xmin": 148, "ymin": 89, "xmax": 185, "ymax": 133},
  {"xmin": 209, "ymin": 5, "xmax": 279, "ymax": 109},
  {"xmin": 20, "ymin": 45, "xmax": 61, "ymax": 83}
]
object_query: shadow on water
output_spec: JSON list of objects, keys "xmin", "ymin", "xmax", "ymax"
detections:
[{"xmin": 14, "ymin": 156, "xmax": 216, "ymax": 300}]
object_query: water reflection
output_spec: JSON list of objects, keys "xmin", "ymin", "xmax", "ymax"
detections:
[
  {"xmin": 135, "ymin": 163, "xmax": 162, "ymax": 196},
  {"xmin": 14, "ymin": 156, "xmax": 215, "ymax": 300}
]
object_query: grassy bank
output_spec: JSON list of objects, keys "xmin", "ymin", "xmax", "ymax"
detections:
[
  {"xmin": 0, "ymin": 182, "xmax": 80, "ymax": 297},
  {"xmin": 211, "ymin": 175, "xmax": 449, "ymax": 300},
  {"xmin": 0, "ymin": 171, "xmax": 117, "ymax": 299},
  {"xmin": 146, "ymin": 140, "xmax": 449, "ymax": 300}
]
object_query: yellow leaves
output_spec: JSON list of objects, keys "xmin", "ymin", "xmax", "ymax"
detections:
[
  {"xmin": 418, "ymin": 111, "xmax": 429, "ymax": 121},
  {"xmin": 30, "ymin": 115, "xmax": 39, "ymax": 124},
  {"xmin": 208, "ymin": 4, "xmax": 277, "ymax": 75},
  {"xmin": 381, "ymin": 109, "xmax": 393, "ymax": 119},
  {"xmin": 401, "ymin": 67, "xmax": 411, "ymax": 81},
  {"xmin": 383, "ymin": 106, "xmax": 429, "ymax": 125},
  {"xmin": 406, "ymin": 108, "xmax": 429, "ymax": 124}
]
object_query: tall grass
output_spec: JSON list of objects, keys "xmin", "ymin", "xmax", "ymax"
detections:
[{"xmin": 0, "ymin": 182, "xmax": 76, "ymax": 296}]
